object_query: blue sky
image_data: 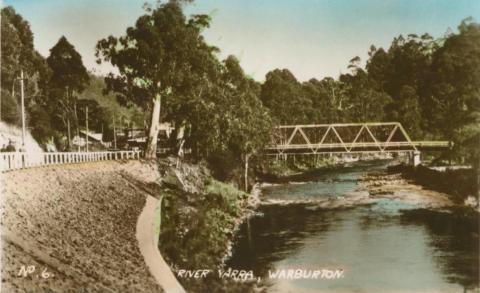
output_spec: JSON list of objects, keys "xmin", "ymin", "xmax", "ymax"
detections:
[{"xmin": 3, "ymin": 0, "xmax": 480, "ymax": 81}]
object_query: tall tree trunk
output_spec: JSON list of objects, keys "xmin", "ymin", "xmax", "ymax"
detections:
[{"xmin": 145, "ymin": 94, "xmax": 161, "ymax": 159}]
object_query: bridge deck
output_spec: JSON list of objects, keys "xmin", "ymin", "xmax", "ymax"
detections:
[{"xmin": 264, "ymin": 141, "xmax": 450, "ymax": 154}]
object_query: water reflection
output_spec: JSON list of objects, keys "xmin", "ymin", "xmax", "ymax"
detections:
[
  {"xmin": 228, "ymin": 204, "xmax": 342, "ymax": 277},
  {"xmin": 228, "ymin": 164, "xmax": 479, "ymax": 292},
  {"xmin": 400, "ymin": 209, "xmax": 479, "ymax": 291}
]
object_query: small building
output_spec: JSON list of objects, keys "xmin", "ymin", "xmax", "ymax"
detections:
[{"xmin": 72, "ymin": 130, "xmax": 107, "ymax": 151}]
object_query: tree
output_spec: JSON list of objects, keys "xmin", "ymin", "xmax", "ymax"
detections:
[
  {"xmin": 1, "ymin": 6, "xmax": 53, "ymax": 145},
  {"xmin": 217, "ymin": 56, "xmax": 272, "ymax": 156},
  {"xmin": 427, "ymin": 18, "xmax": 480, "ymax": 162},
  {"xmin": 96, "ymin": 1, "xmax": 217, "ymax": 158},
  {"xmin": 200, "ymin": 56, "xmax": 272, "ymax": 180},
  {"xmin": 302, "ymin": 78, "xmax": 341, "ymax": 123},
  {"xmin": 46, "ymin": 36, "xmax": 89, "ymax": 148},
  {"xmin": 260, "ymin": 69, "xmax": 311, "ymax": 124},
  {"xmin": 1, "ymin": 6, "xmax": 49, "ymax": 123},
  {"xmin": 77, "ymin": 99, "xmax": 110, "ymax": 134},
  {"xmin": 340, "ymin": 58, "xmax": 392, "ymax": 122}
]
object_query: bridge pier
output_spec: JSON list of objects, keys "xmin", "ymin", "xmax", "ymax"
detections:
[{"xmin": 409, "ymin": 151, "xmax": 421, "ymax": 167}]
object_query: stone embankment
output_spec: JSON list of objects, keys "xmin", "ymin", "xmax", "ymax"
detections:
[{"xmin": 1, "ymin": 160, "xmax": 182, "ymax": 292}]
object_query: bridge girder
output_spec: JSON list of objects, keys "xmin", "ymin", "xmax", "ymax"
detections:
[{"xmin": 265, "ymin": 122, "xmax": 451, "ymax": 155}]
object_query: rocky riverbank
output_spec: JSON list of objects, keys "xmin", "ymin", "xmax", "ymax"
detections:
[
  {"xmin": 1, "ymin": 160, "xmax": 166, "ymax": 292},
  {"xmin": 359, "ymin": 170, "xmax": 456, "ymax": 209},
  {"xmin": 360, "ymin": 164, "xmax": 479, "ymax": 212},
  {"xmin": 389, "ymin": 164, "xmax": 478, "ymax": 205},
  {"xmin": 157, "ymin": 159, "xmax": 261, "ymax": 292}
]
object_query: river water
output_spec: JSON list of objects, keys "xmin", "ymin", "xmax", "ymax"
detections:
[{"xmin": 227, "ymin": 162, "xmax": 479, "ymax": 292}]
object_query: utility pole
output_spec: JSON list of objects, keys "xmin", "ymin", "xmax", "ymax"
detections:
[
  {"xmin": 67, "ymin": 118, "xmax": 71, "ymax": 150},
  {"xmin": 113, "ymin": 113, "xmax": 117, "ymax": 149},
  {"xmin": 20, "ymin": 70, "xmax": 26, "ymax": 150},
  {"xmin": 244, "ymin": 153, "xmax": 250, "ymax": 192},
  {"xmin": 85, "ymin": 106, "xmax": 89, "ymax": 152}
]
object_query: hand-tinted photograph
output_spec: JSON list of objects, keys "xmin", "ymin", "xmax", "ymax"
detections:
[{"xmin": 1, "ymin": 0, "xmax": 479, "ymax": 292}]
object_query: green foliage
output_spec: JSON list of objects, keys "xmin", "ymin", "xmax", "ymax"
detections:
[
  {"xmin": 178, "ymin": 56, "xmax": 272, "ymax": 164},
  {"xmin": 78, "ymin": 74, "xmax": 144, "ymax": 129},
  {"xmin": 204, "ymin": 178, "xmax": 249, "ymax": 215},
  {"xmin": 96, "ymin": 2, "xmax": 218, "ymax": 110},
  {"xmin": 1, "ymin": 6, "xmax": 53, "ymax": 144},
  {"xmin": 96, "ymin": 2, "xmax": 271, "ymax": 162},
  {"xmin": 96, "ymin": 1, "xmax": 224, "ymax": 157},
  {"xmin": 47, "ymin": 36, "xmax": 89, "ymax": 93},
  {"xmin": 2, "ymin": 5, "xmax": 477, "ymax": 166},
  {"xmin": 261, "ymin": 18, "xmax": 479, "ymax": 165},
  {"xmin": 45, "ymin": 36, "xmax": 90, "ymax": 147},
  {"xmin": 261, "ymin": 69, "xmax": 311, "ymax": 124},
  {"xmin": 76, "ymin": 99, "xmax": 110, "ymax": 133},
  {"xmin": 1, "ymin": 6, "xmax": 49, "ymax": 101},
  {"xmin": 160, "ymin": 177, "xmax": 248, "ymax": 270},
  {"xmin": 339, "ymin": 64, "xmax": 392, "ymax": 122},
  {"xmin": 1, "ymin": 88, "xmax": 20, "ymax": 125},
  {"xmin": 28, "ymin": 104, "xmax": 55, "ymax": 141},
  {"xmin": 0, "ymin": 6, "xmax": 136, "ymax": 149}
]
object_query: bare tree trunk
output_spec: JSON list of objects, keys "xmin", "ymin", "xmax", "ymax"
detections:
[{"xmin": 145, "ymin": 94, "xmax": 161, "ymax": 159}]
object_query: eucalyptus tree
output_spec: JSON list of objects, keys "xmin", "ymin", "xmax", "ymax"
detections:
[
  {"xmin": 96, "ymin": 1, "xmax": 217, "ymax": 158},
  {"xmin": 260, "ymin": 69, "xmax": 311, "ymax": 124}
]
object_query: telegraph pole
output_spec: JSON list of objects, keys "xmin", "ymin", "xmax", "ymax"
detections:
[
  {"xmin": 85, "ymin": 106, "xmax": 89, "ymax": 152},
  {"xmin": 20, "ymin": 70, "xmax": 26, "ymax": 150},
  {"xmin": 113, "ymin": 113, "xmax": 117, "ymax": 149},
  {"xmin": 244, "ymin": 153, "xmax": 250, "ymax": 191}
]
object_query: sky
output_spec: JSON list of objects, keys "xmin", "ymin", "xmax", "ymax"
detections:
[{"xmin": 3, "ymin": 0, "xmax": 480, "ymax": 81}]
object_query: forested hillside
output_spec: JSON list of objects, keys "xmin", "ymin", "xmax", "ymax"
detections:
[
  {"xmin": 1, "ymin": 7, "xmax": 143, "ymax": 149},
  {"xmin": 1, "ymin": 3, "xmax": 478, "ymax": 166},
  {"xmin": 259, "ymin": 19, "xmax": 479, "ymax": 164}
]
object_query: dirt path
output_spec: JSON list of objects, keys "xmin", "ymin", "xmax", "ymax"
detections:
[{"xmin": 136, "ymin": 195, "xmax": 185, "ymax": 293}]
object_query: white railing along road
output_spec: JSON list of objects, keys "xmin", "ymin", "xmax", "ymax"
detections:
[{"xmin": 1, "ymin": 151, "xmax": 141, "ymax": 172}]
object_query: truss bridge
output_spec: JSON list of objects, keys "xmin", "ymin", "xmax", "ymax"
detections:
[{"xmin": 265, "ymin": 122, "xmax": 451, "ymax": 155}]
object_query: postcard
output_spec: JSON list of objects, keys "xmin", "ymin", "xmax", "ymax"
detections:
[{"xmin": 1, "ymin": 1, "xmax": 479, "ymax": 292}]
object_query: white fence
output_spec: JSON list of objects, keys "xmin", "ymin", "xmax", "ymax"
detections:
[{"xmin": 1, "ymin": 151, "xmax": 141, "ymax": 172}]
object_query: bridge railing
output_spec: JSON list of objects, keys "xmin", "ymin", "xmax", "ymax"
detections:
[
  {"xmin": 1, "ymin": 150, "xmax": 141, "ymax": 172},
  {"xmin": 266, "ymin": 141, "xmax": 451, "ymax": 150}
]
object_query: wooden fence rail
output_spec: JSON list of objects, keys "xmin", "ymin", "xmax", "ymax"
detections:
[{"xmin": 0, "ymin": 151, "xmax": 141, "ymax": 172}]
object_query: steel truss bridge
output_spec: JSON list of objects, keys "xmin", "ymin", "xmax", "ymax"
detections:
[{"xmin": 265, "ymin": 122, "xmax": 451, "ymax": 155}]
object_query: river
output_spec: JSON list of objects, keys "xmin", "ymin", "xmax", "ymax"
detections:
[{"xmin": 227, "ymin": 162, "xmax": 479, "ymax": 292}]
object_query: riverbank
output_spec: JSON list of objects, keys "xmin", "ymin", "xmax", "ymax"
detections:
[
  {"xmin": 228, "ymin": 161, "xmax": 480, "ymax": 292},
  {"xmin": 357, "ymin": 164, "xmax": 480, "ymax": 218},
  {"xmin": 388, "ymin": 164, "xmax": 478, "ymax": 205},
  {"xmin": 157, "ymin": 159, "xmax": 261, "ymax": 292},
  {"xmin": 260, "ymin": 158, "xmax": 478, "ymax": 211},
  {"xmin": 258, "ymin": 156, "xmax": 399, "ymax": 184},
  {"xmin": 1, "ymin": 160, "xmax": 167, "ymax": 292},
  {"xmin": 359, "ymin": 170, "xmax": 456, "ymax": 209}
]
